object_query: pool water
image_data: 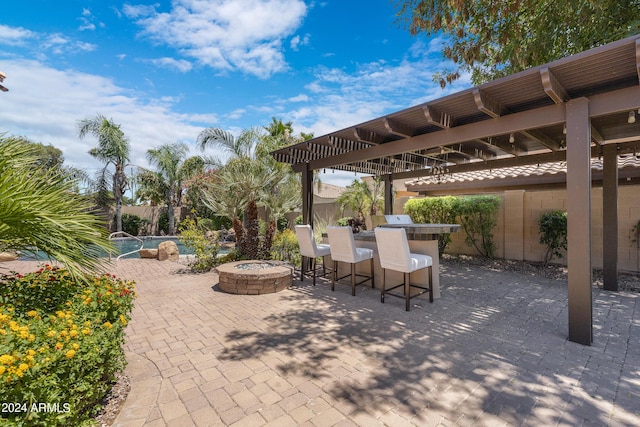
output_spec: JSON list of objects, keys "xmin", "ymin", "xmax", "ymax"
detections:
[
  {"xmin": 19, "ymin": 237, "xmax": 230, "ymax": 260},
  {"xmin": 110, "ymin": 237, "xmax": 193, "ymax": 258}
]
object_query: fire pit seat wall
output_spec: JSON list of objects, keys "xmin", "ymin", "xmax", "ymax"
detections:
[{"xmin": 217, "ymin": 261, "xmax": 292, "ymax": 294}]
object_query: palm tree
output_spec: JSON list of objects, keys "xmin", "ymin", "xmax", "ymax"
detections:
[
  {"xmin": 197, "ymin": 127, "xmax": 262, "ymax": 166},
  {"xmin": 198, "ymin": 126, "xmax": 301, "ymax": 258},
  {"xmin": 142, "ymin": 143, "xmax": 204, "ymax": 235},
  {"xmin": 336, "ymin": 178, "xmax": 385, "ymax": 225},
  {"xmin": 0, "ymin": 135, "xmax": 113, "ymax": 279},
  {"xmin": 78, "ymin": 114, "xmax": 131, "ymax": 233}
]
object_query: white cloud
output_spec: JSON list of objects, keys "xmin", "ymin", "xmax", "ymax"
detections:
[
  {"xmin": 0, "ymin": 24, "xmax": 35, "ymax": 45},
  {"xmin": 282, "ymin": 41, "xmax": 471, "ymax": 136},
  {"xmin": 123, "ymin": 0, "xmax": 307, "ymax": 78},
  {"xmin": 0, "ymin": 59, "xmax": 206, "ymax": 173},
  {"xmin": 149, "ymin": 57, "xmax": 194, "ymax": 72},
  {"xmin": 0, "ymin": 25, "xmax": 95, "ymax": 56},
  {"xmin": 288, "ymin": 94, "xmax": 309, "ymax": 102},
  {"xmin": 226, "ymin": 108, "xmax": 247, "ymax": 120},
  {"xmin": 290, "ymin": 33, "xmax": 309, "ymax": 51}
]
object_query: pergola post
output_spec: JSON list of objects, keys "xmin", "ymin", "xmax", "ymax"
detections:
[
  {"xmin": 301, "ymin": 164, "xmax": 314, "ymax": 274},
  {"xmin": 602, "ymin": 143, "xmax": 619, "ymax": 291},
  {"xmin": 566, "ymin": 98, "xmax": 593, "ymax": 345},
  {"xmin": 383, "ymin": 174, "xmax": 393, "ymax": 215},
  {"xmin": 301, "ymin": 164, "xmax": 313, "ymax": 227}
]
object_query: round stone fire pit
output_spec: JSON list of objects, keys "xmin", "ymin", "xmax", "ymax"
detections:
[{"xmin": 217, "ymin": 260, "xmax": 292, "ymax": 294}]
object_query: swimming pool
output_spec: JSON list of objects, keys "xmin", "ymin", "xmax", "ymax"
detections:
[{"xmin": 19, "ymin": 237, "xmax": 230, "ymax": 260}]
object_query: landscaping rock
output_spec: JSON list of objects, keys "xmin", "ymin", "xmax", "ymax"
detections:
[
  {"xmin": 157, "ymin": 241, "xmax": 179, "ymax": 261},
  {"xmin": 139, "ymin": 249, "xmax": 158, "ymax": 259},
  {"xmin": 0, "ymin": 252, "xmax": 18, "ymax": 262}
]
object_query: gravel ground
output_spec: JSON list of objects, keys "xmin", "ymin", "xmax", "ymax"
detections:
[
  {"xmin": 92, "ymin": 372, "xmax": 130, "ymax": 427},
  {"xmin": 441, "ymin": 253, "xmax": 640, "ymax": 292}
]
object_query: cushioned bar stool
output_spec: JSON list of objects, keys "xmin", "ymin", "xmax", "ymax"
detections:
[
  {"xmin": 326, "ymin": 226, "xmax": 374, "ymax": 296},
  {"xmin": 374, "ymin": 227, "xmax": 433, "ymax": 311},
  {"xmin": 295, "ymin": 225, "xmax": 331, "ymax": 286}
]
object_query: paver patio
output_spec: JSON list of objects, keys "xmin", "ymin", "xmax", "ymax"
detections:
[{"xmin": 4, "ymin": 259, "xmax": 639, "ymax": 426}]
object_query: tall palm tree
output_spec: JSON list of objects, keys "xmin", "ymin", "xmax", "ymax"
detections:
[
  {"xmin": 0, "ymin": 135, "xmax": 113, "ymax": 279},
  {"xmin": 197, "ymin": 127, "xmax": 263, "ymax": 166},
  {"xmin": 142, "ymin": 143, "xmax": 204, "ymax": 235},
  {"xmin": 78, "ymin": 114, "xmax": 131, "ymax": 233}
]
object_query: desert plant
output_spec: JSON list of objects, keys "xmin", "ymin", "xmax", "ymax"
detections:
[
  {"xmin": 178, "ymin": 217, "xmax": 221, "ymax": 273},
  {"xmin": 0, "ymin": 136, "xmax": 113, "ymax": 279},
  {"xmin": 270, "ymin": 229, "xmax": 301, "ymax": 266},
  {"xmin": 539, "ymin": 210, "xmax": 568, "ymax": 265},
  {"xmin": 404, "ymin": 196, "xmax": 460, "ymax": 255},
  {"xmin": 457, "ymin": 195, "xmax": 501, "ymax": 258}
]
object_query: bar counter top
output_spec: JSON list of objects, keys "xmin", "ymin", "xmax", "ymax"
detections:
[{"xmin": 326, "ymin": 223, "xmax": 460, "ymax": 242}]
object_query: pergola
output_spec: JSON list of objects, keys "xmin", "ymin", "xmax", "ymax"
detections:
[{"xmin": 272, "ymin": 35, "xmax": 640, "ymax": 346}]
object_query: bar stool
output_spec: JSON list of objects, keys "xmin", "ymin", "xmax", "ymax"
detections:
[
  {"xmin": 295, "ymin": 225, "xmax": 331, "ymax": 286},
  {"xmin": 374, "ymin": 227, "xmax": 433, "ymax": 311},
  {"xmin": 326, "ymin": 226, "xmax": 374, "ymax": 296}
]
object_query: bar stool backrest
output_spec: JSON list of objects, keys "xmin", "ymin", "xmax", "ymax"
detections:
[
  {"xmin": 295, "ymin": 225, "xmax": 319, "ymax": 258},
  {"xmin": 326, "ymin": 226, "xmax": 358, "ymax": 263},
  {"xmin": 374, "ymin": 227, "xmax": 412, "ymax": 272}
]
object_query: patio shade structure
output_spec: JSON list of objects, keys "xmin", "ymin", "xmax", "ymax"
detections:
[{"xmin": 272, "ymin": 35, "xmax": 640, "ymax": 346}]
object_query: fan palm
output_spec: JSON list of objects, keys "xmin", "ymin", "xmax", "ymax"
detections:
[
  {"xmin": 142, "ymin": 143, "xmax": 204, "ymax": 235},
  {"xmin": 78, "ymin": 114, "xmax": 131, "ymax": 232},
  {"xmin": 0, "ymin": 135, "xmax": 113, "ymax": 279},
  {"xmin": 198, "ymin": 126, "xmax": 301, "ymax": 258}
]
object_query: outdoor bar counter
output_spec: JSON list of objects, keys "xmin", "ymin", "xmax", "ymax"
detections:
[{"xmin": 322, "ymin": 224, "xmax": 460, "ymax": 300}]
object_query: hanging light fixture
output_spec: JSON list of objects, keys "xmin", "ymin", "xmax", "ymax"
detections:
[
  {"xmin": 509, "ymin": 133, "xmax": 515, "ymax": 144},
  {"xmin": 562, "ymin": 124, "xmax": 567, "ymax": 135},
  {"xmin": 628, "ymin": 110, "xmax": 636, "ymax": 124}
]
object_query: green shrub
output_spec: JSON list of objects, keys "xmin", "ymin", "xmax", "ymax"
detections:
[
  {"xmin": 209, "ymin": 215, "xmax": 233, "ymax": 231},
  {"xmin": 404, "ymin": 196, "xmax": 460, "ymax": 255},
  {"xmin": 457, "ymin": 195, "xmax": 501, "ymax": 258},
  {"xmin": 157, "ymin": 211, "xmax": 169, "ymax": 235},
  {"xmin": 178, "ymin": 217, "xmax": 221, "ymax": 273},
  {"xmin": 116, "ymin": 213, "xmax": 143, "ymax": 236},
  {"xmin": 539, "ymin": 210, "xmax": 567, "ymax": 265},
  {"xmin": 270, "ymin": 229, "xmax": 301, "ymax": 266},
  {"xmin": 0, "ymin": 265, "xmax": 135, "ymax": 427},
  {"xmin": 294, "ymin": 215, "xmax": 303, "ymax": 225},
  {"xmin": 336, "ymin": 217, "xmax": 351, "ymax": 226}
]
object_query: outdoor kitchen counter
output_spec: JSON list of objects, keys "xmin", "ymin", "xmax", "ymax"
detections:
[{"xmin": 322, "ymin": 224, "xmax": 460, "ymax": 300}]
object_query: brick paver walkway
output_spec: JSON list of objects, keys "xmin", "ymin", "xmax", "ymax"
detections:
[{"xmin": 4, "ymin": 259, "xmax": 639, "ymax": 426}]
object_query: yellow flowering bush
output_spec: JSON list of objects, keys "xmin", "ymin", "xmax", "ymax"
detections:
[{"xmin": 0, "ymin": 265, "xmax": 136, "ymax": 426}]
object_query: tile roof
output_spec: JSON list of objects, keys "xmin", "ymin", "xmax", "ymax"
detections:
[{"xmin": 405, "ymin": 155, "xmax": 640, "ymax": 188}]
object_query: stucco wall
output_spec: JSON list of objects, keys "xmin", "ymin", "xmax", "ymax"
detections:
[{"xmin": 402, "ymin": 186, "xmax": 640, "ymax": 272}]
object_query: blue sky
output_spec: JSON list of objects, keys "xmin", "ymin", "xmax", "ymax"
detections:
[{"xmin": 0, "ymin": 0, "xmax": 470, "ymax": 186}]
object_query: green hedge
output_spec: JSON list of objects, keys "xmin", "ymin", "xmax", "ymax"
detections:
[
  {"xmin": 0, "ymin": 266, "xmax": 135, "ymax": 426},
  {"xmin": 404, "ymin": 195, "xmax": 501, "ymax": 257},
  {"xmin": 404, "ymin": 196, "xmax": 460, "ymax": 255},
  {"xmin": 539, "ymin": 210, "xmax": 567, "ymax": 265}
]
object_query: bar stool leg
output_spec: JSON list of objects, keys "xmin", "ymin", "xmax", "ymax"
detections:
[
  {"xmin": 370, "ymin": 258, "xmax": 375, "ymax": 288},
  {"xmin": 351, "ymin": 263, "xmax": 356, "ymax": 296},
  {"xmin": 405, "ymin": 272, "xmax": 410, "ymax": 311},
  {"xmin": 312, "ymin": 257, "xmax": 317, "ymax": 286},
  {"xmin": 300, "ymin": 256, "xmax": 306, "ymax": 282},
  {"xmin": 331, "ymin": 260, "xmax": 337, "ymax": 291},
  {"xmin": 428, "ymin": 266, "xmax": 434, "ymax": 303},
  {"xmin": 381, "ymin": 269, "xmax": 386, "ymax": 303}
]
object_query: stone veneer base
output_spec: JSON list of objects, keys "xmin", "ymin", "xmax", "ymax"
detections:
[{"xmin": 217, "ymin": 261, "xmax": 292, "ymax": 295}]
